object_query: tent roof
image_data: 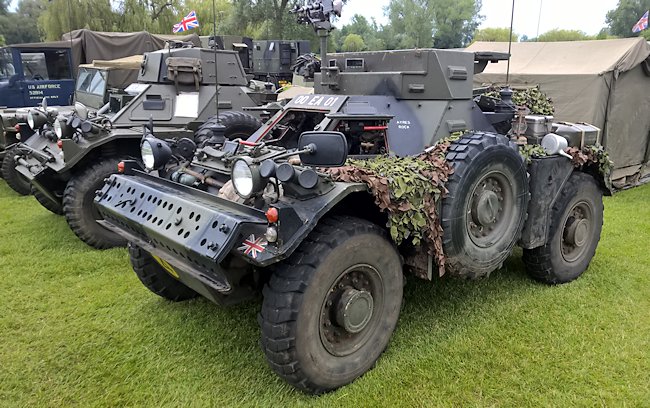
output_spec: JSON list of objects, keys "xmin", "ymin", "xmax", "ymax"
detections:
[{"xmin": 467, "ymin": 38, "xmax": 650, "ymax": 75}]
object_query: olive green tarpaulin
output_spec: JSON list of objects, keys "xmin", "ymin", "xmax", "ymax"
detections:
[
  {"xmin": 61, "ymin": 29, "xmax": 201, "ymax": 89},
  {"xmin": 467, "ymin": 38, "xmax": 650, "ymax": 187}
]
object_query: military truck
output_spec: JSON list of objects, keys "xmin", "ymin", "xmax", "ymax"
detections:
[
  {"xmin": 253, "ymin": 40, "xmax": 312, "ymax": 85},
  {"xmin": 93, "ymin": 0, "xmax": 608, "ymax": 394},
  {"xmin": 11, "ymin": 46, "xmax": 271, "ymax": 249}
]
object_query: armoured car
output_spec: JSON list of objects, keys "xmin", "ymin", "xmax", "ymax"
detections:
[
  {"xmin": 94, "ymin": 0, "xmax": 608, "ymax": 394},
  {"xmin": 10, "ymin": 46, "xmax": 271, "ymax": 249},
  {"xmin": 1, "ymin": 55, "xmax": 142, "ymax": 196}
]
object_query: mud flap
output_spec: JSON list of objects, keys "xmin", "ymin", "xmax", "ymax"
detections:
[{"xmin": 519, "ymin": 156, "xmax": 574, "ymax": 249}]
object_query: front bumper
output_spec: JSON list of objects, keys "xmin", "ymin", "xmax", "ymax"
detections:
[
  {"xmin": 13, "ymin": 137, "xmax": 61, "ymax": 181},
  {"xmin": 95, "ymin": 171, "xmax": 269, "ymax": 297}
]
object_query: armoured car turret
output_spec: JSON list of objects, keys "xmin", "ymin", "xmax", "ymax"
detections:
[
  {"xmin": 9, "ymin": 46, "xmax": 273, "ymax": 249},
  {"xmin": 94, "ymin": 0, "xmax": 609, "ymax": 395}
]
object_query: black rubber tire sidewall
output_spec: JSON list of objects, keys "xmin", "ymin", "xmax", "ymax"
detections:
[
  {"xmin": 294, "ymin": 232, "xmax": 402, "ymax": 388},
  {"xmin": 63, "ymin": 158, "xmax": 127, "ymax": 249},
  {"xmin": 128, "ymin": 244, "xmax": 198, "ymax": 301},
  {"xmin": 442, "ymin": 134, "xmax": 529, "ymax": 278},
  {"xmin": 195, "ymin": 111, "xmax": 262, "ymax": 145},
  {"xmin": 31, "ymin": 185, "xmax": 63, "ymax": 215},
  {"xmin": 1, "ymin": 147, "xmax": 32, "ymax": 195},
  {"xmin": 523, "ymin": 172, "xmax": 604, "ymax": 284},
  {"xmin": 260, "ymin": 217, "xmax": 403, "ymax": 393}
]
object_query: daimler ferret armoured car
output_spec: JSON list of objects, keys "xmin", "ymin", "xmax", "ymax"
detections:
[
  {"xmin": 1, "ymin": 56, "xmax": 142, "ymax": 196},
  {"xmin": 10, "ymin": 45, "xmax": 271, "ymax": 249},
  {"xmin": 94, "ymin": 0, "xmax": 608, "ymax": 394}
]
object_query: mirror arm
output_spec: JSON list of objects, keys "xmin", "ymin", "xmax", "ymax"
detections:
[{"xmin": 266, "ymin": 145, "xmax": 315, "ymax": 162}]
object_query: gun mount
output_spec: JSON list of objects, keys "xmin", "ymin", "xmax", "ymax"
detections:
[{"xmin": 291, "ymin": 0, "xmax": 343, "ymax": 70}]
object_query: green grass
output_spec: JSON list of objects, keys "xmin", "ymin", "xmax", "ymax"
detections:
[{"xmin": 0, "ymin": 180, "xmax": 649, "ymax": 407}]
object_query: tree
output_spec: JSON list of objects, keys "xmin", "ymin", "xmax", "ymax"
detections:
[
  {"xmin": 606, "ymin": 0, "xmax": 650, "ymax": 38},
  {"xmin": 0, "ymin": 0, "xmax": 9, "ymax": 14},
  {"xmin": 386, "ymin": 0, "xmax": 434, "ymax": 48},
  {"xmin": 39, "ymin": 0, "xmax": 117, "ymax": 40},
  {"xmin": 0, "ymin": 35, "xmax": 5, "ymax": 45},
  {"xmin": 332, "ymin": 14, "xmax": 385, "ymax": 51},
  {"xmin": 0, "ymin": 0, "xmax": 46, "ymax": 44},
  {"xmin": 536, "ymin": 29, "xmax": 593, "ymax": 42},
  {"xmin": 431, "ymin": 0, "xmax": 483, "ymax": 48},
  {"xmin": 473, "ymin": 27, "xmax": 518, "ymax": 42},
  {"xmin": 342, "ymin": 33, "xmax": 366, "ymax": 51}
]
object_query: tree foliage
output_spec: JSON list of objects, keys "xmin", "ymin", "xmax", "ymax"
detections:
[
  {"xmin": 606, "ymin": 0, "xmax": 650, "ymax": 38},
  {"xmin": 383, "ymin": 0, "xmax": 482, "ymax": 49},
  {"xmin": 386, "ymin": 0, "xmax": 434, "ymax": 48},
  {"xmin": 473, "ymin": 27, "xmax": 518, "ymax": 42},
  {"xmin": 0, "ymin": 0, "xmax": 45, "ymax": 44},
  {"xmin": 342, "ymin": 33, "xmax": 365, "ymax": 51},
  {"xmin": 431, "ymin": 0, "xmax": 483, "ymax": 48},
  {"xmin": 536, "ymin": 29, "xmax": 593, "ymax": 42}
]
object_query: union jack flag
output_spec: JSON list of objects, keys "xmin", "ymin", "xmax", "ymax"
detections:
[
  {"xmin": 632, "ymin": 10, "xmax": 648, "ymax": 33},
  {"xmin": 238, "ymin": 234, "xmax": 268, "ymax": 259},
  {"xmin": 173, "ymin": 10, "xmax": 199, "ymax": 33}
]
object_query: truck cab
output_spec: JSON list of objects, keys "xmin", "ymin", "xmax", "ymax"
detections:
[{"xmin": 0, "ymin": 43, "xmax": 75, "ymax": 108}]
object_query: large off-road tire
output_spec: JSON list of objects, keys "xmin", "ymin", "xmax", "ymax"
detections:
[
  {"xmin": 31, "ymin": 185, "xmax": 63, "ymax": 215},
  {"xmin": 1, "ymin": 147, "xmax": 31, "ymax": 195},
  {"xmin": 128, "ymin": 244, "xmax": 198, "ymax": 301},
  {"xmin": 441, "ymin": 132, "xmax": 529, "ymax": 279},
  {"xmin": 260, "ymin": 216, "xmax": 403, "ymax": 394},
  {"xmin": 195, "ymin": 111, "xmax": 262, "ymax": 146},
  {"xmin": 522, "ymin": 172, "xmax": 603, "ymax": 284},
  {"xmin": 63, "ymin": 158, "xmax": 127, "ymax": 249}
]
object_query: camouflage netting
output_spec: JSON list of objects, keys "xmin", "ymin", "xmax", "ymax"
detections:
[
  {"xmin": 323, "ymin": 138, "xmax": 612, "ymax": 279},
  {"xmin": 324, "ymin": 141, "xmax": 454, "ymax": 275},
  {"xmin": 483, "ymin": 85, "xmax": 555, "ymax": 115}
]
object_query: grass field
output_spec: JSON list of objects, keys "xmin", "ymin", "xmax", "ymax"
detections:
[{"xmin": 0, "ymin": 180, "xmax": 649, "ymax": 407}]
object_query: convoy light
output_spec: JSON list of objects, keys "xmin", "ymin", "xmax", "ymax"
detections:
[
  {"xmin": 53, "ymin": 119, "xmax": 73, "ymax": 139},
  {"xmin": 231, "ymin": 158, "xmax": 266, "ymax": 199}
]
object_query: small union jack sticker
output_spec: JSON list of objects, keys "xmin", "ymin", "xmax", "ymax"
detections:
[{"xmin": 238, "ymin": 234, "xmax": 268, "ymax": 259}]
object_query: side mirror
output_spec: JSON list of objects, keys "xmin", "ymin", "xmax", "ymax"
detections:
[{"xmin": 298, "ymin": 131, "xmax": 348, "ymax": 167}]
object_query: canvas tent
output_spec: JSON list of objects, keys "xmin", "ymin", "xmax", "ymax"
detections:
[{"xmin": 467, "ymin": 38, "xmax": 650, "ymax": 187}]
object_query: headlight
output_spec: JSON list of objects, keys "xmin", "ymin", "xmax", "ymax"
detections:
[
  {"xmin": 141, "ymin": 139, "xmax": 155, "ymax": 170},
  {"xmin": 27, "ymin": 110, "xmax": 47, "ymax": 130},
  {"xmin": 27, "ymin": 111, "xmax": 35, "ymax": 129},
  {"xmin": 140, "ymin": 137, "xmax": 172, "ymax": 171},
  {"xmin": 231, "ymin": 158, "xmax": 266, "ymax": 199}
]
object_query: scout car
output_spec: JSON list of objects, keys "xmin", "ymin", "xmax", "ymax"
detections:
[{"xmin": 93, "ymin": 0, "xmax": 608, "ymax": 394}]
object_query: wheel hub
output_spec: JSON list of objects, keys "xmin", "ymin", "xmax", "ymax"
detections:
[
  {"xmin": 468, "ymin": 175, "xmax": 511, "ymax": 246},
  {"xmin": 566, "ymin": 218, "xmax": 589, "ymax": 247},
  {"xmin": 335, "ymin": 288, "xmax": 374, "ymax": 334},
  {"xmin": 561, "ymin": 202, "xmax": 593, "ymax": 263},
  {"xmin": 320, "ymin": 265, "xmax": 381, "ymax": 357},
  {"xmin": 473, "ymin": 190, "xmax": 500, "ymax": 226}
]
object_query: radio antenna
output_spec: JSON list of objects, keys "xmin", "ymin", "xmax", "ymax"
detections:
[
  {"xmin": 212, "ymin": 0, "xmax": 220, "ymax": 123},
  {"xmin": 506, "ymin": 0, "xmax": 515, "ymax": 86}
]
